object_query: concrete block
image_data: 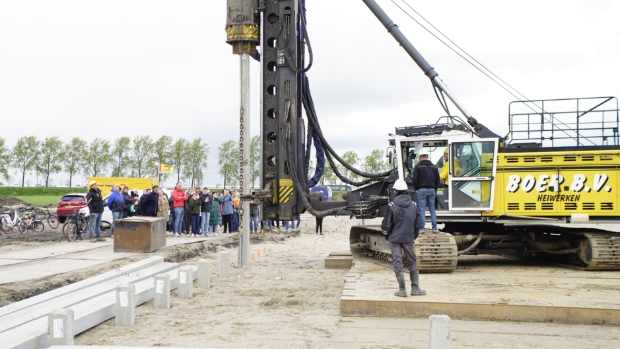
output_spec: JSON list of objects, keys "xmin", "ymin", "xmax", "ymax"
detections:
[
  {"xmin": 47, "ymin": 308, "xmax": 74, "ymax": 346},
  {"xmin": 114, "ymin": 217, "xmax": 166, "ymax": 252},
  {"xmin": 115, "ymin": 284, "xmax": 135, "ymax": 327},
  {"xmin": 1, "ymin": 266, "xmax": 197, "ymax": 349},
  {"xmin": 154, "ymin": 274, "xmax": 171, "ymax": 309},
  {"xmin": 429, "ymin": 315, "xmax": 451, "ymax": 349},
  {"xmin": 0, "ymin": 256, "xmax": 163, "ymax": 319},
  {"xmin": 177, "ymin": 267, "xmax": 193, "ymax": 299},
  {"xmin": 219, "ymin": 251, "xmax": 230, "ymax": 277},
  {"xmin": 197, "ymin": 259, "xmax": 211, "ymax": 289}
]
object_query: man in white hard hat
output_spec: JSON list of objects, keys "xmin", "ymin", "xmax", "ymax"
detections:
[{"xmin": 381, "ymin": 179, "xmax": 426, "ymax": 297}]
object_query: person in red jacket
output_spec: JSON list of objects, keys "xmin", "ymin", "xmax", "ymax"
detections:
[{"xmin": 172, "ymin": 182, "xmax": 188, "ymax": 236}]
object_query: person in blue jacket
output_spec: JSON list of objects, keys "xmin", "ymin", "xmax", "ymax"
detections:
[
  {"xmin": 107, "ymin": 185, "xmax": 125, "ymax": 238},
  {"xmin": 220, "ymin": 189, "xmax": 233, "ymax": 233}
]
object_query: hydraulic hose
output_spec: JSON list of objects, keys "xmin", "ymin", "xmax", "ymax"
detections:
[
  {"xmin": 324, "ymin": 150, "xmax": 389, "ymax": 187},
  {"xmin": 303, "ymin": 80, "xmax": 394, "ymax": 178},
  {"xmin": 458, "ymin": 232, "xmax": 484, "ymax": 255}
]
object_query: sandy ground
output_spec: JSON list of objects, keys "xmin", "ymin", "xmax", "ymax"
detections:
[{"xmin": 68, "ymin": 217, "xmax": 620, "ymax": 349}]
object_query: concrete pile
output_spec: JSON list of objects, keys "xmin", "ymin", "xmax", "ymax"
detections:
[{"xmin": 0, "ymin": 253, "xmax": 225, "ymax": 349}]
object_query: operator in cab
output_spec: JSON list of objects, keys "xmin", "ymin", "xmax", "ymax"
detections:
[
  {"xmin": 439, "ymin": 147, "xmax": 461, "ymax": 187},
  {"xmin": 381, "ymin": 179, "xmax": 426, "ymax": 297}
]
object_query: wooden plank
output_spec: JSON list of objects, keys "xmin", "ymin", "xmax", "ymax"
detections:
[{"xmin": 325, "ymin": 256, "xmax": 353, "ymax": 269}]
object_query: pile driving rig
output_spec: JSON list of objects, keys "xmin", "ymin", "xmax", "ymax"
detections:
[{"xmin": 226, "ymin": 0, "xmax": 620, "ymax": 272}]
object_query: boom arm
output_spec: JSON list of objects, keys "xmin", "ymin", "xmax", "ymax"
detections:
[{"xmin": 362, "ymin": 0, "xmax": 500, "ymax": 139}]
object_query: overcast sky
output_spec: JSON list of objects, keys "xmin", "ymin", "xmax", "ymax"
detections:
[{"xmin": 0, "ymin": 0, "xmax": 618, "ymax": 187}]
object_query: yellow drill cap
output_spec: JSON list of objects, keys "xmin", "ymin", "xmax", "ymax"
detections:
[
  {"xmin": 444, "ymin": 148, "xmax": 449, "ymax": 154},
  {"xmin": 88, "ymin": 180, "xmax": 97, "ymax": 187}
]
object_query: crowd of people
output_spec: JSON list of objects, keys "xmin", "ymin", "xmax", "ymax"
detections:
[{"xmin": 84, "ymin": 181, "xmax": 311, "ymax": 240}]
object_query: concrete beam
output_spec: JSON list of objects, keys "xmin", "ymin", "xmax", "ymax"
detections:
[
  {"xmin": 0, "ymin": 261, "xmax": 176, "ymax": 334},
  {"xmin": 0, "ymin": 256, "xmax": 164, "ymax": 319},
  {"xmin": 49, "ymin": 347, "xmax": 224, "ymax": 349},
  {"xmin": 2, "ymin": 266, "xmax": 197, "ymax": 349}
]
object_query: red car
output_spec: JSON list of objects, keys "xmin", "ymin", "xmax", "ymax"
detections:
[{"xmin": 56, "ymin": 193, "xmax": 87, "ymax": 223}]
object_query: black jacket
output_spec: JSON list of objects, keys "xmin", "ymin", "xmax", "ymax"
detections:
[
  {"xmin": 381, "ymin": 194, "xmax": 421, "ymax": 244},
  {"xmin": 122, "ymin": 191, "xmax": 133, "ymax": 210},
  {"xmin": 86, "ymin": 188, "xmax": 104, "ymax": 214},
  {"xmin": 143, "ymin": 191, "xmax": 159, "ymax": 217},
  {"xmin": 199, "ymin": 194, "xmax": 213, "ymax": 212},
  {"xmin": 411, "ymin": 160, "xmax": 439, "ymax": 190}
]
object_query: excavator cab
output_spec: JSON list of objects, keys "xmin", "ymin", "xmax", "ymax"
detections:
[{"xmin": 448, "ymin": 139, "xmax": 499, "ymax": 210}]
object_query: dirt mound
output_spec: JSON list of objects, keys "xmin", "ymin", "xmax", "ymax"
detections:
[{"xmin": 0, "ymin": 196, "xmax": 27, "ymax": 207}]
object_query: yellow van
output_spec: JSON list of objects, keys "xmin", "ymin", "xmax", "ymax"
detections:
[{"xmin": 87, "ymin": 177, "xmax": 159, "ymax": 197}]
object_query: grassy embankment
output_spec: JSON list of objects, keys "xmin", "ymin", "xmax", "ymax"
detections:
[{"xmin": 0, "ymin": 187, "xmax": 87, "ymax": 206}]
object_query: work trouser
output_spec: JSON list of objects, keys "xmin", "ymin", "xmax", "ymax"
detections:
[
  {"xmin": 250, "ymin": 214, "xmax": 259, "ymax": 231},
  {"xmin": 315, "ymin": 217, "xmax": 323, "ymax": 234},
  {"xmin": 183, "ymin": 210, "xmax": 191, "ymax": 234},
  {"xmin": 389, "ymin": 241, "xmax": 418, "ymax": 273},
  {"xmin": 173, "ymin": 207, "xmax": 184, "ymax": 234},
  {"xmin": 417, "ymin": 188, "xmax": 437, "ymax": 230},
  {"xmin": 88, "ymin": 213, "xmax": 102, "ymax": 238},
  {"xmin": 201, "ymin": 212, "xmax": 210, "ymax": 234},
  {"xmin": 285, "ymin": 220, "xmax": 295, "ymax": 230},
  {"xmin": 111, "ymin": 211, "xmax": 123, "ymax": 237},
  {"xmin": 191, "ymin": 214, "xmax": 200, "ymax": 235},
  {"xmin": 222, "ymin": 214, "xmax": 232, "ymax": 233}
]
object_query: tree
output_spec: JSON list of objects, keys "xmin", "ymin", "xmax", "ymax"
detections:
[
  {"xmin": 130, "ymin": 136, "xmax": 154, "ymax": 177},
  {"xmin": 82, "ymin": 138, "xmax": 112, "ymax": 177},
  {"xmin": 340, "ymin": 150, "xmax": 360, "ymax": 184},
  {"xmin": 0, "ymin": 137, "xmax": 10, "ymax": 182},
  {"xmin": 320, "ymin": 160, "xmax": 336, "ymax": 185},
  {"xmin": 249, "ymin": 135, "xmax": 260, "ymax": 188},
  {"xmin": 217, "ymin": 140, "xmax": 239, "ymax": 189},
  {"xmin": 63, "ymin": 137, "xmax": 87, "ymax": 187},
  {"xmin": 36, "ymin": 136, "xmax": 64, "ymax": 187},
  {"xmin": 111, "ymin": 137, "xmax": 131, "ymax": 177},
  {"xmin": 362, "ymin": 149, "xmax": 389, "ymax": 173},
  {"xmin": 152, "ymin": 135, "xmax": 173, "ymax": 183},
  {"xmin": 170, "ymin": 138, "xmax": 189, "ymax": 184},
  {"xmin": 183, "ymin": 138, "xmax": 209, "ymax": 187},
  {"xmin": 12, "ymin": 136, "xmax": 40, "ymax": 187}
]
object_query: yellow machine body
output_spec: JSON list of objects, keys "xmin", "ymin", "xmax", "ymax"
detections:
[{"xmin": 483, "ymin": 149, "xmax": 618, "ymax": 217}]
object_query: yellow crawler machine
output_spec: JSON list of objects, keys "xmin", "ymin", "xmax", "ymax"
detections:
[
  {"xmin": 342, "ymin": 2, "xmax": 620, "ymax": 272},
  {"xmin": 349, "ymin": 97, "xmax": 620, "ymax": 272}
]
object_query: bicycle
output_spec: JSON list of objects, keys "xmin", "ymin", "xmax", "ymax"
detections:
[
  {"xmin": 62, "ymin": 208, "xmax": 90, "ymax": 241},
  {"xmin": 0, "ymin": 206, "xmax": 29, "ymax": 234},
  {"xmin": 41, "ymin": 204, "xmax": 60, "ymax": 229},
  {"xmin": 22, "ymin": 207, "xmax": 45, "ymax": 233}
]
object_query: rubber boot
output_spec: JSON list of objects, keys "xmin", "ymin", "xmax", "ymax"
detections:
[
  {"xmin": 409, "ymin": 270, "xmax": 427, "ymax": 296},
  {"xmin": 394, "ymin": 272, "xmax": 407, "ymax": 297}
]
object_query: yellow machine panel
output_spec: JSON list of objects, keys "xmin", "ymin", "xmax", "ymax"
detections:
[{"xmin": 484, "ymin": 150, "xmax": 619, "ymax": 217}]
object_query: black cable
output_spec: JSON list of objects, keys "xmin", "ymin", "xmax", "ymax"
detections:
[
  {"xmin": 304, "ymin": 119, "xmax": 313, "ymax": 178},
  {"xmin": 432, "ymin": 81, "xmax": 450, "ymax": 116},
  {"xmin": 278, "ymin": 3, "xmax": 313, "ymax": 74},
  {"xmin": 303, "ymin": 80, "xmax": 395, "ymax": 178},
  {"xmin": 393, "ymin": 0, "xmax": 590, "ymax": 145},
  {"xmin": 324, "ymin": 150, "xmax": 389, "ymax": 187}
]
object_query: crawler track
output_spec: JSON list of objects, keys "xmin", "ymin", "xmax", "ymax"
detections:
[{"xmin": 349, "ymin": 226, "xmax": 458, "ymax": 273}]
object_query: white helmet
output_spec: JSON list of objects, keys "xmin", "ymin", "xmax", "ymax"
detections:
[{"xmin": 393, "ymin": 179, "xmax": 408, "ymax": 191}]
